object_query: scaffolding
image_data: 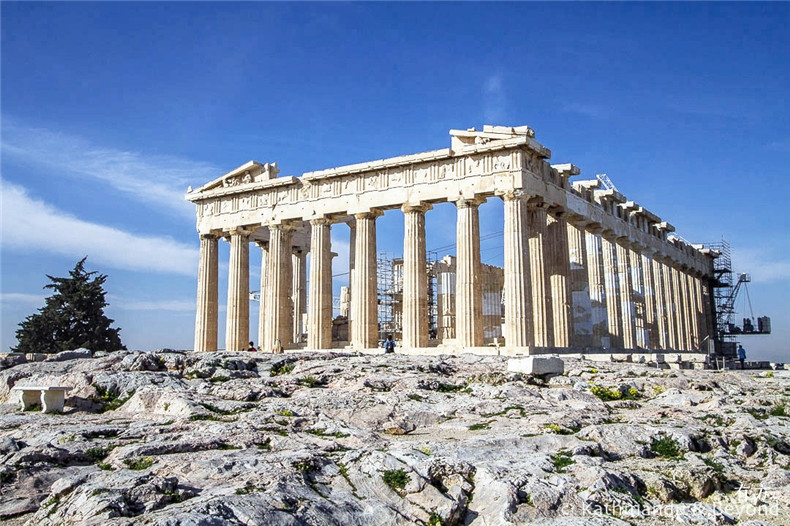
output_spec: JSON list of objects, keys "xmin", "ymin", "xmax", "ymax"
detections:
[{"xmin": 377, "ymin": 252, "xmax": 401, "ymax": 341}]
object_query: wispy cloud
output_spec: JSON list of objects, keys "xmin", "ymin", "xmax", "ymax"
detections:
[
  {"xmin": 1, "ymin": 180, "xmax": 198, "ymax": 275},
  {"xmin": 733, "ymin": 247, "xmax": 790, "ymax": 284},
  {"xmin": 483, "ymin": 74, "xmax": 506, "ymax": 124},
  {"xmin": 1, "ymin": 122, "xmax": 218, "ymax": 218},
  {"xmin": 561, "ymin": 102, "xmax": 609, "ymax": 119},
  {"xmin": 109, "ymin": 297, "xmax": 196, "ymax": 312},
  {"xmin": 0, "ymin": 292, "xmax": 46, "ymax": 306}
]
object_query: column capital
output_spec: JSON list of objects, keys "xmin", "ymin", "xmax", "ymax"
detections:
[
  {"xmin": 401, "ymin": 202, "xmax": 433, "ymax": 214},
  {"xmin": 255, "ymin": 240, "xmax": 269, "ymax": 250},
  {"xmin": 224, "ymin": 226, "xmax": 255, "ymax": 237},
  {"xmin": 310, "ymin": 217, "xmax": 333, "ymax": 227},
  {"xmin": 454, "ymin": 196, "xmax": 487, "ymax": 209},
  {"xmin": 354, "ymin": 209, "xmax": 384, "ymax": 221},
  {"xmin": 199, "ymin": 232, "xmax": 220, "ymax": 241},
  {"xmin": 501, "ymin": 189, "xmax": 529, "ymax": 202},
  {"xmin": 526, "ymin": 197, "xmax": 549, "ymax": 211}
]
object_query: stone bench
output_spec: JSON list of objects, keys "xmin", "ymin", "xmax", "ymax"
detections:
[{"xmin": 11, "ymin": 386, "xmax": 72, "ymax": 413}]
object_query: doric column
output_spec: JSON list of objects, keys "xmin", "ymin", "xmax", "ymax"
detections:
[
  {"xmin": 616, "ymin": 240, "xmax": 636, "ymax": 349},
  {"xmin": 652, "ymin": 257, "xmax": 668, "ymax": 349},
  {"xmin": 678, "ymin": 268, "xmax": 693, "ymax": 350},
  {"xmin": 662, "ymin": 260, "xmax": 678, "ymax": 349},
  {"xmin": 308, "ymin": 218, "xmax": 333, "ymax": 350},
  {"xmin": 687, "ymin": 272, "xmax": 702, "ymax": 351},
  {"xmin": 262, "ymin": 224, "xmax": 293, "ymax": 352},
  {"xmin": 256, "ymin": 241, "xmax": 269, "ymax": 350},
  {"xmin": 700, "ymin": 276, "xmax": 715, "ymax": 349},
  {"xmin": 642, "ymin": 252, "xmax": 659, "ymax": 349},
  {"xmin": 672, "ymin": 266, "xmax": 689, "ymax": 350},
  {"xmin": 567, "ymin": 218, "xmax": 592, "ymax": 348},
  {"xmin": 351, "ymin": 210, "xmax": 381, "ymax": 349},
  {"xmin": 527, "ymin": 200, "xmax": 553, "ymax": 347},
  {"xmin": 547, "ymin": 210, "xmax": 572, "ymax": 348},
  {"xmin": 601, "ymin": 233, "xmax": 622, "ymax": 348},
  {"xmin": 347, "ymin": 219, "xmax": 356, "ymax": 331},
  {"xmin": 225, "ymin": 228, "xmax": 251, "ymax": 352},
  {"xmin": 502, "ymin": 191, "xmax": 532, "ymax": 347},
  {"xmin": 401, "ymin": 203, "xmax": 432, "ymax": 348},
  {"xmin": 586, "ymin": 227, "xmax": 609, "ymax": 348},
  {"xmin": 629, "ymin": 245, "xmax": 648, "ymax": 349},
  {"xmin": 455, "ymin": 197, "xmax": 485, "ymax": 347},
  {"xmin": 195, "ymin": 233, "xmax": 219, "ymax": 352},
  {"xmin": 292, "ymin": 247, "xmax": 307, "ymax": 344}
]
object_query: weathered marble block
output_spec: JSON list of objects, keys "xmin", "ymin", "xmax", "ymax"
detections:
[{"xmin": 507, "ymin": 356, "xmax": 564, "ymax": 376}]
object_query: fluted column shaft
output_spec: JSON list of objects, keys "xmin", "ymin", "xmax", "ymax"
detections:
[
  {"xmin": 503, "ymin": 191, "xmax": 533, "ymax": 347},
  {"xmin": 680, "ymin": 269, "xmax": 694, "ymax": 350},
  {"xmin": 652, "ymin": 258, "xmax": 668, "ymax": 349},
  {"xmin": 225, "ymin": 229, "xmax": 250, "ymax": 352},
  {"xmin": 263, "ymin": 224, "xmax": 293, "ymax": 352},
  {"xmin": 351, "ymin": 211, "xmax": 381, "ymax": 349},
  {"xmin": 568, "ymin": 220, "xmax": 592, "ymax": 348},
  {"xmin": 292, "ymin": 248, "xmax": 307, "ymax": 344},
  {"xmin": 629, "ymin": 246, "xmax": 647, "ymax": 349},
  {"xmin": 672, "ymin": 266, "xmax": 689, "ymax": 350},
  {"xmin": 615, "ymin": 240, "xmax": 636, "ymax": 349},
  {"xmin": 347, "ymin": 220, "xmax": 356, "ymax": 332},
  {"xmin": 663, "ymin": 261, "xmax": 678, "ymax": 349},
  {"xmin": 402, "ymin": 203, "xmax": 432, "ymax": 348},
  {"xmin": 548, "ymin": 211, "xmax": 572, "ymax": 347},
  {"xmin": 642, "ymin": 253, "xmax": 659, "ymax": 349},
  {"xmin": 195, "ymin": 234, "xmax": 219, "ymax": 352},
  {"xmin": 455, "ymin": 198, "xmax": 485, "ymax": 347},
  {"xmin": 528, "ymin": 201, "xmax": 553, "ymax": 347},
  {"xmin": 700, "ymin": 277, "xmax": 715, "ymax": 348},
  {"xmin": 308, "ymin": 219, "xmax": 333, "ymax": 350},
  {"xmin": 256, "ymin": 241, "xmax": 269, "ymax": 350},
  {"xmin": 586, "ymin": 229, "xmax": 608, "ymax": 347},
  {"xmin": 601, "ymin": 234, "xmax": 622, "ymax": 348}
]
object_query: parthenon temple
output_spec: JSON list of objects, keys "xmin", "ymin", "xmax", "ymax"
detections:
[{"xmin": 187, "ymin": 125, "xmax": 717, "ymax": 356}]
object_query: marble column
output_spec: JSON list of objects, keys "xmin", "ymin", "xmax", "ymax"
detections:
[
  {"xmin": 347, "ymin": 219, "xmax": 356, "ymax": 333},
  {"xmin": 401, "ymin": 203, "xmax": 432, "ymax": 348},
  {"xmin": 672, "ymin": 266, "xmax": 689, "ymax": 350},
  {"xmin": 225, "ymin": 228, "xmax": 250, "ymax": 352},
  {"xmin": 292, "ymin": 247, "xmax": 307, "ymax": 344},
  {"xmin": 528, "ymin": 200, "xmax": 553, "ymax": 347},
  {"xmin": 350, "ymin": 210, "xmax": 381, "ymax": 349},
  {"xmin": 616, "ymin": 240, "xmax": 636, "ymax": 349},
  {"xmin": 548, "ymin": 210, "xmax": 572, "ymax": 348},
  {"xmin": 642, "ymin": 253, "xmax": 659, "ymax": 349},
  {"xmin": 455, "ymin": 197, "xmax": 485, "ymax": 348},
  {"xmin": 586, "ymin": 227, "xmax": 609, "ymax": 348},
  {"xmin": 629, "ymin": 245, "xmax": 648, "ymax": 349},
  {"xmin": 308, "ymin": 218, "xmax": 333, "ymax": 350},
  {"xmin": 256, "ymin": 241, "xmax": 269, "ymax": 351},
  {"xmin": 652, "ymin": 257, "xmax": 668, "ymax": 349},
  {"xmin": 263, "ymin": 224, "xmax": 293, "ymax": 352},
  {"xmin": 568, "ymin": 219, "xmax": 593, "ymax": 348},
  {"xmin": 662, "ymin": 261, "xmax": 678, "ymax": 349},
  {"xmin": 601, "ymin": 233, "xmax": 623, "ymax": 348},
  {"xmin": 502, "ymin": 191, "xmax": 532, "ymax": 347},
  {"xmin": 681, "ymin": 269, "xmax": 696, "ymax": 350},
  {"xmin": 689, "ymin": 272, "xmax": 703, "ymax": 350},
  {"xmin": 701, "ymin": 277, "xmax": 715, "ymax": 349},
  {"xmin": 195, "ymin": 233, "xmax": 219, "ymax": 352}
]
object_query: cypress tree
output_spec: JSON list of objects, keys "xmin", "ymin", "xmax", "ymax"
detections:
[{"xmin": 13, "ymin": 258, "xmax": 126, "ymax": 354}]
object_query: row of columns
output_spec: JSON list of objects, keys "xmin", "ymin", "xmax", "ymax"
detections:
[{"xmin": 195, "ymin": 193, "xmax": 712, "ymax": 352}]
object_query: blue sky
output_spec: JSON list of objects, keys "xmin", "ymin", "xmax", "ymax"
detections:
[{"xmin": 2, "ymin": 2, "xmax": 788, "ymax": 361}]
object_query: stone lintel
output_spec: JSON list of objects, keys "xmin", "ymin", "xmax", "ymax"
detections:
[
  {"xmin": 594, "ymin": 188, "xmax": 626, "ymax": 203},
  {"xmin": 572, "ymin": 179, "xmax": 601, "ymax": 190},
  {"xmin": 551, "ymin": 163, "xmax": 581, "ymax": 177},
  {"xmin": 657, "ymin": 221, "xmax": 676, "ymax": 232}
]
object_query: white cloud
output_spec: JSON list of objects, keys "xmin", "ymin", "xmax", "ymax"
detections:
[
  {"xmin": 1, "ymin": 180, "xmax": 198, "ymax": 275},
  {"xmin": 732, "ymin": 247, "xmax": 790, "ymax": 284},
  {"xmin": 1, "ymin": 122, "xmax": 217, "ymax": 218},
  {"xmin": 0, "ymin": 292, "xmax": 46, "ymax": 306},
  {"xmin": 483, "ymin": 74, "xmax": 506, "ymax": 124},
  {"xmin": 110, "ymin": 298, "xmax": 196, "ymax": 312}
]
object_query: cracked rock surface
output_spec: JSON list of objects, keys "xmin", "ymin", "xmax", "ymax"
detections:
[{"xmin": 1, "ymin": 350, "xmax": 789, "ymax": 525}]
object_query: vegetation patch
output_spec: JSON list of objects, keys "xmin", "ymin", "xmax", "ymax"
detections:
[
  {"xmin": 298, "ymin": 376, "xmax": 326, "ymax": 388},
  {"xmin": 650, "ymin": 436, "xmax": 683, "ymax": 459},
  {"xmin": 270, "ymin": 361, "xmax": 296, "ymax": 376},
  {"xmin": 544, "ymin": 423, "xmax": 579, "ymax": 435},
  {"xmin": 468, "ymin": 421, "xmax": 491, "ymax": 431},
  {"xmin": 382, "ymin": 469, "xmax": 410, "ymax": 492},
  {"xmin": 305, "ymin": 428, "xmax": 350, "ymax": 438},
  {"xmin": 190, "ymin": 414, "xmax": 221, "ymax": 421},
  {"xmin": 209, "ymin": 375, "xmax": 231, "ymax": 383},
  {"xmin": 84, "ymin": 446, "xmax": 112, "ymax": 463},
  {"xmin": 590, "ymin": 385, "xmax": 639, "ymax": 402},
  {"xmin": 407, "ymin": 393, "xmax": 426, "ymax": 402},
  {"xmin": 551, "ymin": 451, "xmax": 575, "ymax": 473},
  {"xmin": 770, "ymin": 404, "xmax": 787, "ymax": 417},
  {"xmin": 123, "ymin": 456, "xmax": 155, "ymax": 470},
  {"xmin": 93, "ymin": 384, "xmax": 132, "ymax": 413},
  {"xmin": 437, "ymin": 382, "xmax": 471, "ymax": 394}
]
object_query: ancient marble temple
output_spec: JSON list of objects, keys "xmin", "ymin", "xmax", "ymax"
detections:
[{"xmin": 187, "ymin": 125, "xmax": 716, "ymax": 354}]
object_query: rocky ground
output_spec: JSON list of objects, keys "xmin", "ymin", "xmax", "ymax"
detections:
[{"xmin": 0, "ymin": 349, "xmax": 788, "ymax": 526}]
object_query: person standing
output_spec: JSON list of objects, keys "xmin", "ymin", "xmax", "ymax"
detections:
[
  {"xmin": 247, "ymin": 341, "xmax": 258, "ymax": 352},
  {"xmin": 737, "ymin": 344, "xmax": 746, "ymax": 369},
  {"xmin": 383, "ymin": 335, "xmax": 396, "ymax": 354}
]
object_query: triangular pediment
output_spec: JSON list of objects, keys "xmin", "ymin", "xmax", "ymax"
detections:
[{"xmin": 191, "ymin": 161, "xmax": 281, "ymax": 195}]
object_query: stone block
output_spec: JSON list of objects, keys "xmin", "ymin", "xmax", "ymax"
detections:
[{"xmin": 507, "ymin": 356, "xmax": 564, "ymax": 376}]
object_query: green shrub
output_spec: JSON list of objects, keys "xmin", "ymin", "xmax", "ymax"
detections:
[
  {"xmin": 650, "ymin": 436, "xmax": 682, "ymax": 458},
  {"xmin": 270, "ymin": 362, "xmax": 295, "ymax": 376},
  {"xmin": 770, "ymin": 405, "xmax": 787, "ymax": 417},
  {"xmin": 382, "ymin": 469, "xmax": 410, "ymax": 492},
  {"xmin": 298, "ymin": 376, "xmax": 325, "ymax": 388},
  {"xmin": 551, "ymin": 451, "xmax": 575, "ymax": 473},
  {"xmin": 468, "ymin": 421, "xmax": 491, "ymax": 431},
  {"xmin": 124, "ymin": 457, "xmax": 154, "ymax": 470},
  {"xmin": 590, "ymin": 385, "xmax": 639, "ymax": 402},
  {"xmin": 84, "ymin": 446, "xmax": 110, "ymax": 462}
]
